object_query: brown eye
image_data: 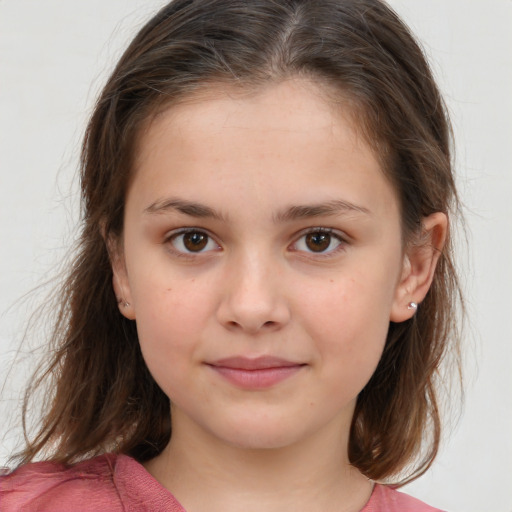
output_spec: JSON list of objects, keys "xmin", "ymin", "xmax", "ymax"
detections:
[
  {"xmin": 293, "ymin": 229, "xmax": 344, "ymax": 255},
  {"xmin": 170, "ymin": 230, "xmax": 218, "ymax": 254},
  {"xmin": 305, "ymin": 232, "xmax": 332, "ymax": 252},
  {"xmin": 183, "ymin": 232, "xmax": 208, "ymax": 251}
]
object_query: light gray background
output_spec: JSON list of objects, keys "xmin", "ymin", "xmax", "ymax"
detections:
[{"xmin": 1, "ymin": 1, "xmax": 511, "ymax": 511}]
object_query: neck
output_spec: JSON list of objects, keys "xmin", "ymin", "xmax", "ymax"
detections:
[{"xmin": 144, "ymin": 413, "xmax": 373, "ymax": 512}]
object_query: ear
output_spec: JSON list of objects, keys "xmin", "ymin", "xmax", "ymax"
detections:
[
  {"xmin": 390, "ymin": 212, "xmax": 448, "ymax": 322},
  {"xmin": 106, "ymin": 234, "xmax": 136, "ymax": 321}
]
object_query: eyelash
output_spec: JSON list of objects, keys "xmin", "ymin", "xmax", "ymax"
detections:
[
  {"xmin": 164, "ymin": 227, "xmax": 220, "ymax": 258},
  {"xmin": 164, "ymin": 227, "xmax": 348, "ymax": 258},
  {"xmin": 291, "ymin": 227, "xmax": 347, "ymax": 257}
]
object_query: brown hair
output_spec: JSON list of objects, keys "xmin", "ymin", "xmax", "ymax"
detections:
[{"xmin": 17, "ymin": 0, "xmax": 462, "ymax": 484}]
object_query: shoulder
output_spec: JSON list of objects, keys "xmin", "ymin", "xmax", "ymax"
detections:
[
  {"xmin": 362, "ymin": 484, "xmax": 446, "ymax": 512},
  {"xmin": 0, "ymin": 453, "xmax": 123, "ymax": 512},
  {"xmin": 0, "ymin": 453, "xmax": 185, "ymax": 512}
]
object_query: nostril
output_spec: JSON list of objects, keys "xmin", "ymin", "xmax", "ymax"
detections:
[
  {"xmin": 224, "ymin": 319, "xmax": 278, "ymax": 333},
  {"xmin": 216, "ymin": 294, "xmax": 291, "ymax": 333}
]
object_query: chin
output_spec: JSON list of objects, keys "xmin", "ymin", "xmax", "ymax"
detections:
[{"xmin": 209, "ymin": 417, "xmax": 313, "ymax": 452}]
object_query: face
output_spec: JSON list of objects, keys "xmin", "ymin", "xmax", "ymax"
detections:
[{"xmin": 113, "ymin": 79, "xmax": 420, "ymax": 452}]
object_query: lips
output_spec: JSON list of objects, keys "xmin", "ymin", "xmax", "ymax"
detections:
[
  {"xmin": 206, "ymin": 356, "xmax": 305, "ymax": 389},
  {"xmin": 211, "ymin": 356, "xmax": 302, "ymax": 370}
]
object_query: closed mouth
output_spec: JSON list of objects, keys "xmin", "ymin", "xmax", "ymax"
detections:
[{"xmin": 206, "ymin": 356, "xmax": 306, "ymax": 389}]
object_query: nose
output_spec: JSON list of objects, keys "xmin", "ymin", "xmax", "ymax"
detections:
[{"xmin": 216, "ymin": 250, "xmax": 291, "ymax": 334}]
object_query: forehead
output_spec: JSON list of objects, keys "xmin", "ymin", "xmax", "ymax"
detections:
[
  {"xmin": 139, "ymin": 79, "xmax": 373, "ymax": 156},
  {"xmin": 128, "ymin": 78, "xmax": 399, "ymax": 221},
  {"xmin": 137, "ymin": 78, "xmax": 375, "ymax": 155}
]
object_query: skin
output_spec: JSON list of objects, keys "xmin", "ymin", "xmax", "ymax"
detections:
[{"xmin": 112, "ymin": 78, "xmax": 446, "ymax": 512}]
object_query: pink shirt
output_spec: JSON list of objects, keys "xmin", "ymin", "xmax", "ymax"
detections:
[{"xmin": 0, "ymin": 454, "xmax": 444, "ymax": 511}]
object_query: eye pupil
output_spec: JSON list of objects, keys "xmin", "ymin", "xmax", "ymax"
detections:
[
  {"xmin": 305, "ymin": 232, "xmax": 331, "ymax": 252},
  {"xmin": 183, "ymin": 232, "xmax": 208, "ymax": 251}
]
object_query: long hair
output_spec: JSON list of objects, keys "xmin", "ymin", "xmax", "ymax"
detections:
[{"xmin": 17, "ymin": 0, "xmax": 462, "ymax": 484}]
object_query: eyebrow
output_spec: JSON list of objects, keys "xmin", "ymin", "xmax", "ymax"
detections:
[
  {"xmin": 274, "ymin": 199, "xmax": 372, "ymax": 223},
  {"xmin": 144, "ymin": 197, "xmax": 371, "ymax": 222},
  {"xmin": 144, "ymin": 198, "xmax": 226, "ymax": 221}
]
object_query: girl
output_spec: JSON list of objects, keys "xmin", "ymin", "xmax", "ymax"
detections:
[{"xmin": 1, "ymin": 0, "xmax": 462, "ymax": 510}]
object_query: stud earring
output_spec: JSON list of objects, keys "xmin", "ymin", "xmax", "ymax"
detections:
[
  {"xmin": 407, "ymin": 301, "xmax": 418, "ymax": 310},
  {"xmin": 117, "ymin": 298, "xmax": 130, "ymax": 308}
]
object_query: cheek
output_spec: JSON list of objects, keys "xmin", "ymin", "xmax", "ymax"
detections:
[
  {"xmin": 300, "ymin": 275, "xmax": 391, "ymax": 383},
  {"xmin": 131, "ymin": 273, "xmax": 213, "ymax": 378},
  {"xmin": 302, "ymin": 273, "xmax": 391, "ymax": 337},
  {"xmin": 134, "ymin": 264, "xmax": 211, "ymax": 329}
]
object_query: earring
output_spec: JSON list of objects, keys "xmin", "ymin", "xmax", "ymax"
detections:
[
  {"xmin": 117, "ymin": 298, "xmax": 130, "ymax": 308},
  {"xmin": 407, "ymin": 301, "xmax": 418, "ymax": 310}
]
